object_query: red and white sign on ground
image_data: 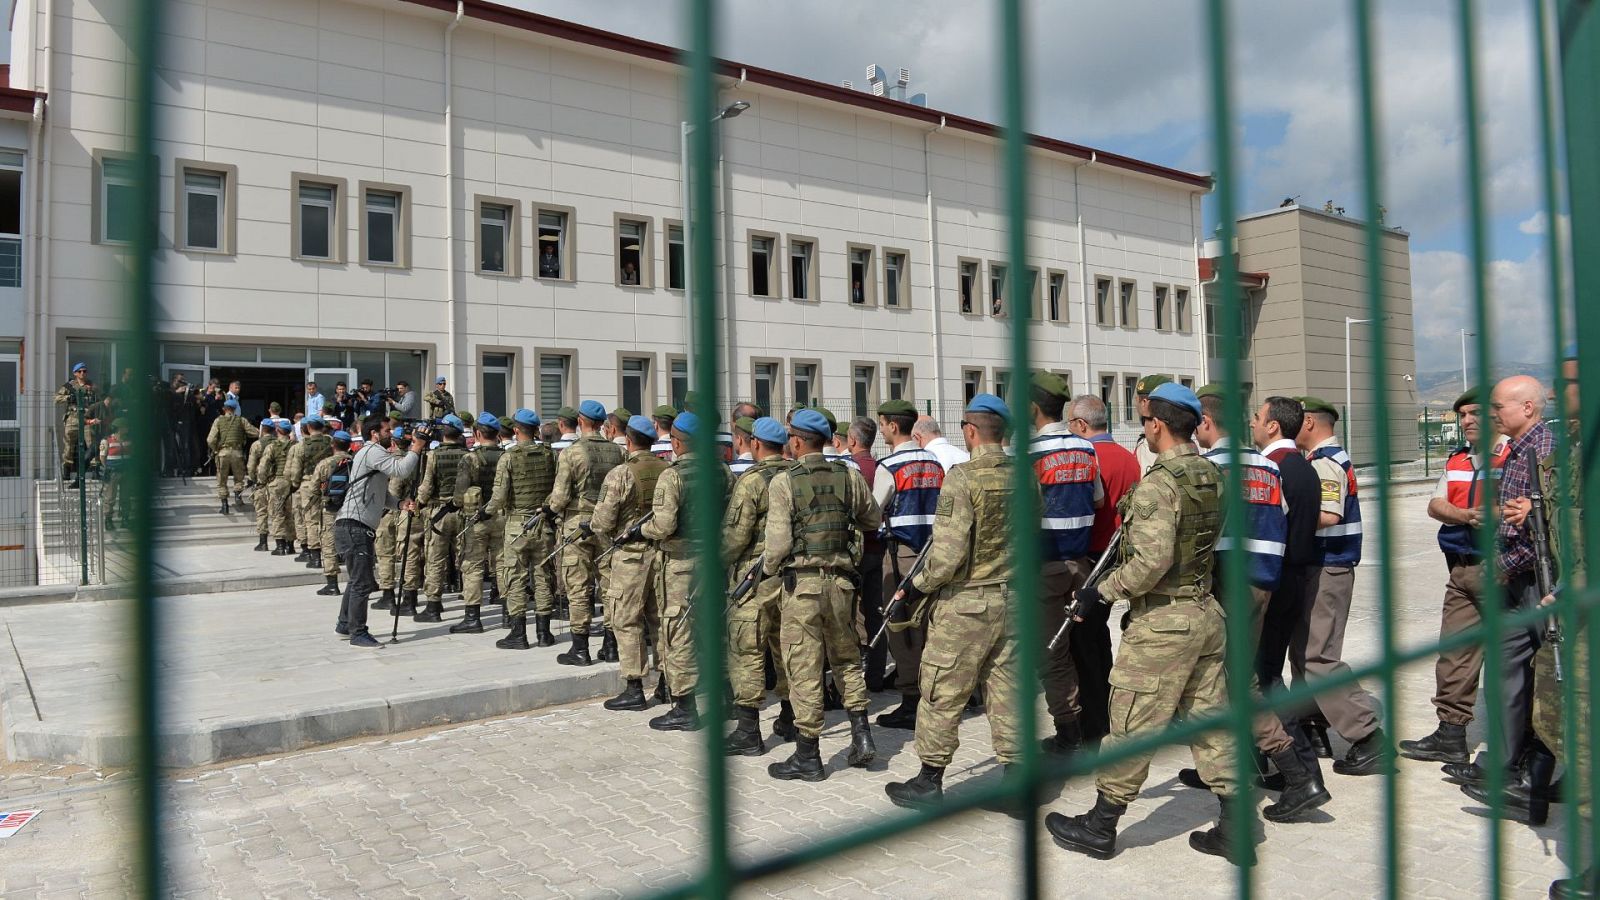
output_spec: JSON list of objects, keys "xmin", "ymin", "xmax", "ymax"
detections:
[{"xmin": 0, "ymin": 809, "xmax": 40, "ymax": 838}]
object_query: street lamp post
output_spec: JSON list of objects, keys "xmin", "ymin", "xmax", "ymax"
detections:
[
  {"xmin": 1460, "ymin": 328, "xmax": 1476, "ymax": 391},
  {"xmin": 679, "ymin": 100, "xmax": 750, "ymax": 401},
  {"xmin": 1344, "ymin": 315, "xmax": 1391, "ymax": 458}
]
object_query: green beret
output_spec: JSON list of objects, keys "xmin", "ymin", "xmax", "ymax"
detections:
[
  {"xmin": 653, "ymin": 404, "xmax": 679, "ymax": 420},
  {"xmin": 1193, "ymin": 383, "xmax": 1225, "ymax": 400},
  {"xmin": 611, "ymin": 406, "xmax": 632, "ymax": 422},
  {"xmin": 456, "ymin": 409, "xmax": 473, "ymax": 424},
  {"xmin": 1135, "ymin": 374, "xmax": 1175, "ymax": 395},
  {"xmin": 876, "ymin": 399, "xmax": 917, "ymax": 418},
  {"xmin": 556, "ymin": 406, "xmax": 578, "ymax": 421},
  {"xmin": 1452, "ymin": 389, "xmax": 1478, "ymax": 413},
  {"xmin": 1030, "ymin": 370, "xmax": 1069, "ymax": 400},
  {"xmin": 733, "ymin": 416, "xmax": 756, "ymax": 435},
  {"xmin": 683, "ymin": 390, "xmax": 701, "ymax": 410},
  {"xmin": 498, "ymin": 416, "xmax": 513, "ymax": 430},
  {"xmin": 387, "ymin": 409, "xmax": 404, "ymax": 422},
  {"xmin": 1300, "ymin": 396, "xmax": 1339, "ymax": 419},
  {"xmin": 813, "ymin": 405, "xmax": 839, "ymax": 430}
]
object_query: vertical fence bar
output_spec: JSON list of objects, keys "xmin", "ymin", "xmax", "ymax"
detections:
[
  {"xmin": 1455, "ymin": 1, "xmax": 1507, "ymax": 894},
  {"xmin": 129, "ymin": 0, "xmax": 165, "ymax": 895},
  {"xmin": 995, "ymin": 1, "xmax": 1041, "ymax": 895},
  {"xmin": 1350, "ymin": 2, "xmax": 1401, "ymax": 894},
  {"xmin": 683, "ymin": 0, "xmax": 731, "ymax": 896},
  {"xmin": 1200, "ymin": 0, "xmax": 1256, "ymax": 890},
  {"xmin": 76, "ymin": 394, "xmax": 86, "ymax": 585}
]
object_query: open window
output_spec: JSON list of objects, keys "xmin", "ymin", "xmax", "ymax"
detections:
[
  {"xmin": 883, "ymin": 249, "xmax": 909, "ymax": 308},
  {"xmin": 666, "ymin": 220, "xmax": 685, "ymax": 290},
  {"xmin": 536, "ymin": 206, "xmax": 574, "ymax": 281},
  {"xmin": 959, "ymin": 259, "xmax": 980, "ymax": 314},
  {"xmin": 848, "ymin": 245, "xmax": 876, "ymax": 306},
  {"xmin": 749, "ymin": 232, "xmax": 777, "ymax": 297},
  {"xmin": 478, "ymin": 197, "xmax": 520, "ymax": 276},
  {"xmin": 616, "ymin": 216, "xmax": 651, "ymax": 287},
  {"xmin": 788, "ymin": 236, "xmax": 818, "ymax": 301},
  {"xmin": 1095, "ymin": 276, "xmax": 1113, "ymax": 325}
]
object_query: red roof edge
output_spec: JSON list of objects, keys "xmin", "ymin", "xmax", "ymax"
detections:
[
  {"xmin": 1198, "ymin": 257, "xmax": 1268, "ymax": 287},
  {"xmin": 400, "ymin": 0, "xmax": 1213, "ymax": 191},
  {"xmin": 0, "ymin": 84, "xmax": 43, "ymax": 115}
]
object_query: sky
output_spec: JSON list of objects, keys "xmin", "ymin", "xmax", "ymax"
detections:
[{"xmin": 510, "ymin": 0, "xmax": 1563, "ymax": 378}]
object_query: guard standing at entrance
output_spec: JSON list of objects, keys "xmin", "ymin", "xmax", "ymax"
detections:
[{"xmin": 207, "ymin": 398, "xmax": 257, "ymax": 514}]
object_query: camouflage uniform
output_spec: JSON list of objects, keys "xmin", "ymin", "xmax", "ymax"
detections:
[
  {"xmin": 292, "ymin": 433, "xmax": 335, "ymax": 553},
  {"xmin": 453, "ymin": 441, "xmax": 505, "ymax": 607},
  {"xmin": 54, "ymin": 379, "xmax": 101, "ymax": 476},
  {"xmin": 723, "ymin": 456, "xmax": 790, "ymax": 708},
  {"xmin": 642, "ymin": 451, "xmax": 733, "ymax": 697},
  {"xmin": 1533, "ymin": 442, "xmax": 1590, "ymax": 819},
  {"xmin": 762, "ymin": 452, "xmax": 882, "ymax": 739},
  {"xmin": 424, "ymin": 387, "xmax": 455, "ymax": 420},
  {"xmin": 247, "ymin": 432, "xmax": 271, "ymax": 539},
  {"xmin": 376, "ymin": 472, "xmax": 424, "ymax": 592},
  {"xmin": 309, "ymin": 448, "xmax": 351, "ymax": 577},
  {"xmin": 907, "ymin": 444, "xmax": 1023, "ymax": 767},
  {"xmin": 261, "ymin": 435, "xmax": 297, "ymax": 543},
  {"xmin": 548, "ymin": 434, "xmax": 624, "ymax": 633},
  {"xmin": 206, "ymin": 413, "xmax": 255, "ymax": 501},
  {"xmin": 592, "ymin": 449, "xmax": 669, "ymax": 680},
  {"xmin": 486, "ymin": 441, "xmax": 558, "ymax": 619},
  {"xmin": 1094, "ymin": 444, "xmax": 1235, "ymax": 804},
  {"xmin": 418, "ymin": 441, "xmax": 469, "ymax": 601}
]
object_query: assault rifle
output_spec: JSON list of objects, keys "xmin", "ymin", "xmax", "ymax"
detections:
[
  {"xmin": 1529, "ymin": 492, "xmax": 1563, "ymax": 682},
  {"xmin": 869, "ymin": 540, "xmax": 934, "ymax": 649},
  {"xmin": 427, "ymin": 501, "xmax": 461, "ymax": 536},
  {"xmin": 596, "ymin": 512, "xmax": 655, "ymax": 564},
  {"xmin": 725, "ymin": 555, "xmax": 765, "ymax": 615},
  {"xmin": 1046, "ymin": 530, "xmax": 1124, "ymax": 652},
  {"xmin": 539, "ymin": 521, "xmax": 594, "ymax": 568}
]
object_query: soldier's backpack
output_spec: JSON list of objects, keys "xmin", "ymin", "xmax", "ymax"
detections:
[{"xmin": 324, "ymin": 456, "xmax": 377, "ymax": 512}]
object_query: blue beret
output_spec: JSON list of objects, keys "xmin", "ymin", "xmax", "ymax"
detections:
[
  {"xmin": 302, "ymin": 414, "xmax": 323, "ymax": 427},
  {"xmin": 71, "ymin": 362, "xmax": 86, "ymax": 373},
  {"xmin": 332, "ymin": 430, "xmax": 352, "ymax": 442},
  {"xmin": 435, "ymin": 376, "xmax": 447, "ymax": 384},
  {"xmin": 1566, "ymin": 341, "xmax": 1579, "ymax": 361},
  {"xmin": 1150, "ymin": 382, "xmax": 1202, "ymax": 419},
  {"xmin": 476, "ymin": 411, "xmax": 500, "ymax": 429},
  {"xmin": 512, "ymin": 408, "xmax": 540, "ymax": 427},
  {"xmin": 753, "ymin": 416, "xmax": 788, "ymax": 444},
  {"xmin": 627, "ymin": 414, "xmax": 655, "ymax": 435},
  {"xmin": 672, "ymin": 411, "xmax": 700, "ymax": 436},
  {"xmin": 392, "ymin": 426, "xmax": 404, "ymax": 439},
  {"xmin": 440, "ymin": 414, "xmax": 464, "ymax": 429},
  {"xmin": 579, "ymin": 399, "xmax": 606, "ymax": 421},
  {"xmin": 224, "ymin": 398, "xmax": 240, "ymax": 410},
  {"xmin": 259, "ymin": 418, "xmax": 273, "ymax": 428},
  {"xmin": 275, "ymin": 420, "xmax": 293, "ymax": 433},
  {"xmin": 790, "ymin": 408, "xmax": 832, "ymax": 440},
  {"xmin": 965, "ymin": 393, "xmax": 1009, "ymax": 420}
]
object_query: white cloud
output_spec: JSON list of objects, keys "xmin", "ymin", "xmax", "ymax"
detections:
[
  {"xmin": 1411, "ymin": 248, "xmax": 1554, "ymax": 374},
  {"xmin": 1520, "ymin": 211, "xmax": 1548, "ymax": 234}
]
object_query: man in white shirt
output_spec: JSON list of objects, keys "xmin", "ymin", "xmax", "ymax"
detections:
[{"xmin": 912, "ymin": 416, "xmax": 970, "ymax": 471}]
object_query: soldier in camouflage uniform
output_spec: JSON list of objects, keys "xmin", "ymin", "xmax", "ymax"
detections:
[
  {"xmin": 549, "ymin": 400, "xmax": 625, "ymax": 666},
  {"xmin": 640, "ymin": 412, "xmax": 733, "ymax": 731},
  {"xmin": 486, "ymin": 409, "xmax": 559, "ymax": 650},
  {"xmin": 883, "ymin": 395, "xmax": 1024, "ymax": 807},
  {"xmin": 415, "ymin": 414, "xmax": 469, "ymax": 623},
  {"xmin": 206, "ymin": 398, "xmax": 256, "ymax": 514},
  {"xmin": 763, "ymin": 409, "xmax": 882, "ymax": 781},
  {"xmin": 249, "ymin": 418, "xmax": 274, "ymax": 551},
  {"xmin": 598, "ymin": 415, "xmax": 672, "ymax": 712},
  {"xmin": 308, "ymin": 430, "xmax": 353, "ymax": 597},
  {"xmin": 374, "ymin": 423, "xmax": 426, "ymax": 615},
  {"xmin": 1046, "ymin": 382, "xmax": 1249, "ymax": 865},
  {"xmin": 262, "ymin": 420, "xmax": 298, "ymax": 555},
  {"xmin": 446, "ymin": 413, "xmax": 507, "ymax": 634},
  {"xmin": 55, "ymin": 363, "xmax": 102, "ymax": 485},
  {"xmin": 720, "ymin": 416, "xmax": 793, "ymax": 754},
  {"xmin": 280, "ymin": 421, "xmax": 313, "ymax": 561},
  {"xmin": 290, "ymin": 416, "xmax": 335, "ymax": 569}
]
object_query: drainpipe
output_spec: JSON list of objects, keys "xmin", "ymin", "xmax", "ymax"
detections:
[
  {"xmin": 923, "ymin": 116, "xmax": 946, "ymax": 416},
  {"xmin": 25, "ymin": 94, "xmax": 41, "ymax": 475},
  {"xmin": 1075, "ymin": 153, "xmax": 1095, "ymax": 399},
  {"xmin": 719, "ymin": 70, "xmax": 746, "ymax": 411},
  {"xmin": 34, "ymin": 0, "xmax": 57, "ymax": 480},
  {"xmin": 443, "ymin": 2, "xmax": 463, "ymax": 402}
]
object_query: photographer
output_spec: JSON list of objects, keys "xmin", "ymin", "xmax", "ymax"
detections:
[
  {"xmin": 326, "ymin": 381, "xmax": 357, "ymax": 426},
  {"xmin": 387, "ymin": 381, "xmax": 419, "ymax": 419},
  {"xmin": 353, "ymin": 379, "xmax": 384, "ymax": 418},
  {"xmin": 335, "ymin": 415, "xmax": 429, "ymax": 649}
]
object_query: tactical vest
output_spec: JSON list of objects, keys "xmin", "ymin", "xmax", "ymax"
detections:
[
  {"xmin": 658, "ymin": 456, "xmax": 706, "ymax": 556},
  {"xmin": 104, "ymin": 436, "xmax": 126, "ymax": 471},
  {"xmin": 1437, "ymin": 442, "xmax": 1508, "ymax": 557},
  {"xmin": 735, "ymin": 459, "xmax": 786, "ymax": 560},
  {"xmin": 215, "ymin": 415, "xmax": 247, "ymax": 450},
  {"xmin": 1204, "ymin": 445, "xmax": 1287, "ymax": 590},
  {"xmin": 299, "ymin": 433, "xmax": 334, "ymax": 477},
  {"xmin": 788, "ymin": 457, "xmax": 852, "ymax": 559},
  {"xmin": 262, "ymin": 441, "xmax": 288, "ymax": 481},
  {"xmin": 429, "ymin": 444, "xmax": 467, "ymax": 501},
  {"xmin": 1310, "ymin": 444, "xmax": 1363, "ymax": 567},
  {"xmin": 472, "ymin": 446, "xmax": 504, "ymax": 495},
  {"xmin": 879, "ymin": 447, "xmax": 943, "ymax": 549},
  {"xmin": 622, "ymin": 453, "xmax": 669, "ymax": 523},
  {"xmin": 1127, "ymin": 453, "xmax": 1221, "ymax": 598},
  {"xmin": 962, "ymin": 452, "xmax": 1015, "ymax": 586},
  {"xmin": 1029, "ymin": 432, "xmax": 1098, "ymax": 562},
  {"xmin": 577, "ymin": 436, "xmax": 625, "ymax": 503},
  {"xmin": 506, "ymin": 443, "xmax": 556, "ymax": 513}
]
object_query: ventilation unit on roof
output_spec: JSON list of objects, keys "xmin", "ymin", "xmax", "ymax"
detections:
[
  {"xmin": 872, "ymin": 81, "xmax": 885, "ymax": 96},
  {"xmin": 898, "ymin": 68, "xmax": 910, "ymax": 87},
  {"xmin": 842, "ymin": 80, "xmax": 853, "ymax": 89}
]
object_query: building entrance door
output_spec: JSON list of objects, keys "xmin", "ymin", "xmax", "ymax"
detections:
[{"xmin": 210, "ymin": 365, "xmax": 306, "ymax": 424}]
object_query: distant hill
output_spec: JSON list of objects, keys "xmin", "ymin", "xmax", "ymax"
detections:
[{"xmin": 1414, "ymin": 362, "xmax": 1555, "ymax": 409}]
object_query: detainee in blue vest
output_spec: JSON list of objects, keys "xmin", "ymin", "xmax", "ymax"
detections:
[
  {"xmin": 1026, "ymin": 372, "xmax": 1106, "ymax": 757},
  {"xmin": 1181, "ymin": 386, "xmax": 1331, "ymax": 821},
  {"xmin": 1294, "ymin": 397, "xmax": 1386, "ymax": 777},
  {"xmin": 873, "ymin": 398, "xmax": 941, "ymax": 730}
]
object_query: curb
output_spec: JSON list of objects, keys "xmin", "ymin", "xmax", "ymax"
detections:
[{"xmin": 0, "ymin": 571, "xmax": 326, "ymax": 607}]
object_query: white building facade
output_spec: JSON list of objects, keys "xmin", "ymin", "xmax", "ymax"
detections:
[{"xmin": 8, "ymin": 0, "xmax": 1210, "ymax": 468}]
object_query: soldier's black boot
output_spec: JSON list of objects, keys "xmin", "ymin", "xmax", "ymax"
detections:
[
  {"xmin": 885, "ymin": 763, "xmax": 945, "ymax": 809},
  {"xmin": 316, "ymin": 576, "xmax": 341, "ymax": 596},
  {"xmin": 724, "ymin": 706, "xmax": 765, "ymax": 756},
  {"xmin": 1263, "ymin": 748, "xmax": 1332, "ymax": 822},
  {"xmin": 1040, "ymin": 716, "xmax": 1085, "ymax": 757},
  {"xmin": 104, "ymin": 515, "xmax": 116, "ymax": 532},
  {"xmin": 653, "ymin": 673, "xmax": 671, "ymax": 705},
  {"xmin": 1462, "ymin": 746, "xmax": 1557, "ymax": 825},
  {"xmin": 253, "ymin": 533, "xmax": 269, "ymax": 552},
  {"xmin": 496, "ymin": 614, "xmax": 530, "ymax": 650},
  {"xmin": 605, "ymin": 678, "xmax": 649, "ymax": 711},
  {"xmin": 294, "ymin": 543, "xmax": 311, "ymax": 563},
  {"xmin": 1332, "ymin": 727, "xmax": 1388, "ymax": 776},
  {"xmin": 396, "ymin": 590, "xmax": 419, "ymax": 616},
  {"xmin": 1399, "ymin": 721, "xmax": 1469, "ymax": 765},
  {"xmin": 1303, "ymin": 717, "xmax": 1334, "ymax": 758},
  {"xmin": 272, "ymin": 539, "xmax": 292, "ymax": 556},
  {"xmin": 373, "ymin": 588, "xmax": 395, "ymax": 610},
  {"xmin": 306, "ymin": 552, "xmax": 322, "ymax": 570},
  {"xmin": 534, "ymin": 615, "xmax": 556, "ymax": 647},
  {"xmin": 1046, "ymin": 792, "xmax": 1127, "ymax": 860},
  {"xmin": 598, "ymin": 628, "xmax": 619, "ymax": 662},
  {"xmin": 649, "ymin": 694, "xmax": 701, "ymax": 732},
  {"xmin": 768, "ymin": 735, "xmax": 826, "ymax": 782},
  {"xmin": 876, "ymin": 695, "xmax": 919, "ymax": 730},
  {"xmin": 846, "ymin": 710, "xmax": 876, "ymax": 767},
  {"xmin": 449, "ymin": 606, "xmax": 483, "ymax": 634},
  {"xmin": 219, "ymin": 499, "xmax": 229, "ymax": 515},
  {"xmin": 1550, "ymin": 868, "xmax": 1599, "ymax": 899},
  {"xmin": 413, "ymin": 599, "xmax": 443, "ymax": 623},
  {"xmin": 557, "ymin": 633, "xmax": 593, "ymax": 666},
  {"xmin": 772, "ymin": 700, "xmax": 797, "ymax": 742},
  {"xmin": 1189, "ymin": 796, "xmax": 1257, "ymax": 866}
]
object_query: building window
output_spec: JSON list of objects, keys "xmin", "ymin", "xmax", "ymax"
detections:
[
  {"xmin": 994, "ymin": 369, "xmax": 1011, "ymax": 403},
  {"xmin": 789, "ymin": 237, "xmax": 817, "ymax": 300},
  {"xmin": 666, "ymin": 221, "xmax": 685, "ymax": 290},
  {"xmin": 959, "ymin": 259, "xmax": 980, "ymax": 314},
  {"xmin": 479, "ymin": 201, "xmax": 514, "ymax": 275},
  {"xmin": 1055, "ymin": 370, "xmax": 1074, "ymax": 397},
  {"xmin": 792, "ymin": 362, "xmax": 817, "ymax": 408},
  {"xmin": 177, "ymin": 163, "xmax": 233, "ymax": 253},
  {"xmin": 852, "ymin": 364, "xmax": 878, "ymax": 420},
  {"xmin": 616, "ymin": 216, "xmax": 650, "ymax": 287},
  {"xmin": 1095, "ymin": 277, "xmax": 1113, "ymax": 325},
  {"xmin": 750, "ymin": 233, "xmax": 776, "ymax": 297},
  {"xmin": 536, "ymin": 208, "xmax": 572, "ymax": 280},
  {"xmin": 1179, "ymin": 376, "xmax": 1195, "ymax": 390},
  {"xmin": 0, "ymin": 154, "xmax": 21, "ymax": 288},
  {"xmin": 963, "ymin": 368, "xmax": 984, "ymax": 405},
  {"xmin": 1175, "ymin": 287, "xmax": 1192, "ymax": 333},
  {"xmin": 887, "ymin": 365, "xmax": 912, "ymax": 403},
  {"xmin": 619, "ymin": 355, "xmax": 650, "ymax": 413},
  {"xmin": 752, "ymin": 360, "xmax": 780, "ymax": 414},
  {"xmin": 1048, "ymin": 271, "xmax": 1066, "ymax": 322},
  {"xmin": 0, "ymin": 351, "xmax": 17, "ymax": 477},
  {"xmin": 481, "ymin": 352, "xmax": 513, "ymax": 416},
  {"xmin": 1123, "ymin": 375, "xmax": 1139, "ymax": 423},
  {"xmin": 1206, "ymin": 296, "xmax": 1253, "ymax": 362},
  {"xmin": 1118, "ymin": 279, "xmax": 1138, "ymax": 328},
  {"xmin": 361, "ymin": 186, "xmax": 407, "ymax": 267},
  {"xmin": 1154, "ymin": 284, "xmax": 1170, "ymax": 331},
  {"xmin": 537, "ymin": 352, "xmax": 573, "ymax": 418},
  {"xmin": 989, "ymin": 263, "xmax": 1007, "ymax": 316},
  {"xmin": 848, "ymin": 245, "xmax": 875, "ymax": 305},
  {"xmin": 295, "ymin": 179, "xmax": 339, "ymax": 261},
  {"xmin": 97, "ymin": 154, "xmax": 136, "ymax": 245},
  {"xmin": 884, "ymin": 250, "xmax": 908, "ymax": 308},
  {"xmin": 669, "ymin": 356, "xmax": 689, "ymax": 408},
  {"xmin": 1099, "ymin": 374, "xmax": 1116, "ymax": 420},
  {"xmin": 1025, "ymin": 268, "xmax": 1042, "ymax": 320}
]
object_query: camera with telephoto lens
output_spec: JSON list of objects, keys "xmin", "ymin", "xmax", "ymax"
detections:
[{"xmin": 408, "ymin": 420, "xmax": 438, "ymax": 444}]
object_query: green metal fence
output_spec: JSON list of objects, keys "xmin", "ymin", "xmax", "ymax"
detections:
[{"xmin": 113, "ymin": 0, "xmax": 1600, "ymax": 897}]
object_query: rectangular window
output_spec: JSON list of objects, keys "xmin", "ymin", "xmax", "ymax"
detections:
[
  {"xmin": 1099, "ymin": 374, "xmax": 1116, "ymax": 420},
  {"xmin": 1095, "ymin": 277, "xmax": 1112, "ymax": 325},
  {"xmin": 1180, "ymin": 376, "xmax": 1195, "ymax": 390},
  {"xmin": 667, "ymin": 222, "xmax": 685, "ymax": 290},
  {"xmin": 620, "ymin": 356, "xmax": 649, "ymax": 414},
  {"xmin": 750, "ymin": 233, "xmax": 776, "ymax": 297},
  {"xmin": 537, "ymin": 352, "xmax": 572, "ymax": 418},
  {"xmin": 0, "ymin": 352, "xmax": 17, "ymax": 476},
  {"xmin": 536, "ymin": 208, "xmax": 572, "ymax": 280},
  {"xmin": 98, "ymin": 155, "xmax": 136, "ymax": 245},
  {"xmin": 1119, "ymin": 279, "xmax": 1137, "ymax": 328},
  {"xmin": 480, "ymin": 202, "xmax": 512, "ymax": 275},
  {"xmin": 1025, "ymin": 268, "xmax": 1042, "ymax": 320},
  {"xmin": 1154, "ymin": 284, "xmax": 1170, "ymax": 331},
  {"xmin": 481, "ymin": 352, "xmax": 513, "ymax": 417},
  {"xmin": 962, "ymin": 368, "xmax": 984, "ymax": 405},
  {"xmin": 1175, "ymin": 287, "xmax": 1192, "ymax": 333},
  {"xmin": 887, "ymin": 365, "xmax": 912, "ymax": 403},
  {"xmin": 1123, "ymin": 375, "xmax": 1139, "ymax": 423},
  {"xmin": 883, "ymin": 250, "xmax": 908, "ymax": 308},
  {"xmin": 959, "ymin": 259, "xmax": 979, "ymax": 314},
  {"xmin": 669, "ymin": 356, "xmax": 689, "ymax": 408},
  {"xmin": 297, "ymin": 182, "xmax": 336, "ymax": 260},
  {"xmin": 994, "ymin": 369, "xmax": 1011, "ymax": 403},
  {"xmin": 617, "ymin": 218, "xmax": 648, "ymax": 287},
  {"xmin": 180, "ymin": 169, "xmax": 224, "ymax": 251},
  {"xmin": 752, "ymin": 360, "xmax": 780, "ymax": 414},
  {"xmin": 792, "ymin": 362, "xmax": 817, "ymax": 409},
  {"xmin": 1048, "ymin": 271, "xmax": 1066, "ymax": 322},
  {"xmin": 0, "ymin": 158, "xmax": 21, "ymax": 288},
  {"xmin": 363, "ymin": 188, "xmax": 401, "ymax": 266},
  {"xmin": 852, "ymin": 364, "xmax": 878, "ymax": 420},
  {"xmin": 989, "ymin": 263, "xmax": 1007, "ymax": 316},
  {"xmin": 1055, "ymin": 370, "xmax": 1074, "ymax": 398},
  {"xmin": 788, "ymin": 237, "xmax": 817, "ymax": 300},
  {"xmin": 848, "ymin": 246, "xmax": 875, "ymax": 305}
]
